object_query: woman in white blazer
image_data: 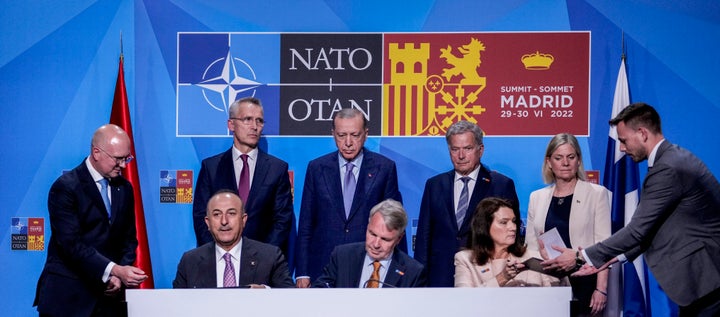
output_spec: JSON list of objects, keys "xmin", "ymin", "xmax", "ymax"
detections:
[{"xmin": 526, "ymin": 133, "xmax": 611, "ymax": 316}]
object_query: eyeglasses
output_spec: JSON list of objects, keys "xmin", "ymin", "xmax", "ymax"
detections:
[
  {"xmin": 230, "ymin": 117, "xmax": 265, "ymax": 126},
  {"xmin": 95, "ymin": 146, "xmax": 134, "ymax": 165}
]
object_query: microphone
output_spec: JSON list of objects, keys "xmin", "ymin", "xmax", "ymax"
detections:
[{"xmin": 362, "ymin": 279, "xmax": 397, "ymax": 288}]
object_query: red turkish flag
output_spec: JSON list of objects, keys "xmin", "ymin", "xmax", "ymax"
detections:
[{"xmin": 110, "ymin": 55, "xmax": 154, "ymax": 288}]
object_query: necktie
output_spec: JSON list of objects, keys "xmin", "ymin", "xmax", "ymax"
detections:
[
  {"xmin": 367, "ymin": 261, "xmax": 381, "ymax": 288},
  {"xmin": 222, "ymin": 253, "xmax": 236, "ymax": 287},
  {"xmin": 456, "ymin": 176, "xmax": 471, "ymax": 228},
  {"xmin": 238, "ymin": 154, "xmax": 250, "ymax": 204},
  {"xmin": 98, "ymin": 178, "xmax": 111, "ymax": 218},
  {"xmin": 343, "ymin": 162, "xmax": 356, "ymax": 218}
]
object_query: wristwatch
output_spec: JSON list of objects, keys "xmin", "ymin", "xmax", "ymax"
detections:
[{"xmin": 575, "ymin": 250, "xmax": 586, "ymax": 269}]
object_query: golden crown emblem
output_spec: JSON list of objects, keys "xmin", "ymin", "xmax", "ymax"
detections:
[{"xmin": 521, "ymin": 51, "xmax": 554, "ymax": 70}]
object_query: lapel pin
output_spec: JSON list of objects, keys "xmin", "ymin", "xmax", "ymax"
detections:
[
  {"xmin": 395, "ymin": 269, "xmax": 404, "ymax": 276},
  {"xmin": 250, "ymin": 260, "xmax": 257, "ymax": 266}
]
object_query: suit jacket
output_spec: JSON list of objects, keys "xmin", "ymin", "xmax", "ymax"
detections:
[
  {"xmin": 295, "ymin": 149, "xmax": 404, "ymax": 281},
  {"xmin": 172, "ymin": 238, "xmax": 294, "ymax": 288},
  {"xmin": 193, "ymin": 148, "xmax": 294, "ymax": 255},
  {"xmin": 585, "ymin": 141, "xmax": 720, "ymax": 306},
  {"xmin": 313, "ymin": 242, "xmax": 426, "ymax": 288},
  {"xmin": 414, "ymin": 165, "xmax": 519, "ymax": 287},
  {"xmin": 454, "ymin": 250, "xmax": 566, "ymax": 287},
  {"xmin": 526, "ymin": 180, "xmax": 611, "ymax": 251},
  {"xmin": 34, "ymin": 160, "xmax": 137, "ymax": 317}
]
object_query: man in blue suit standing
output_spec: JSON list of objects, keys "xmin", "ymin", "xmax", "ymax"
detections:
[
  {"xmin": 34, "ymin": 124, "xmax": 148, "ymax": 316},
  {"xmin": 295, "ymin": 108, "xmax": 404, "ymax": 287},
  {"xmin": 193, "ymin": 97, "xmax": 294, "ymax": 257},
  {"xmin": 414, "ymin": 120, "xmax": 519, "ymax": 287},
  {"xmin": 313, "ymin": 199, "xmax": 426, "ymax": 288}
]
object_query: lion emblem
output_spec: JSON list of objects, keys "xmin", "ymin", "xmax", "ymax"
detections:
[{"xmin": 440, "ymin": 38, "xmax": 486, "ymax": 85}]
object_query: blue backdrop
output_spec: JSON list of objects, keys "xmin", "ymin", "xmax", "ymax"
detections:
[{"xmin": 2, "ymin": 1, "xmax": 719, "ymax": 316}]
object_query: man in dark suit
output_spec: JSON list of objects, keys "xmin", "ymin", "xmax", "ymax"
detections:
[
  {"xmin": 414, "ymin": 120, "xmax": 519, "ymax": 287},
  {"xmin": 193, "ymin": 97, "xmax": 294, "ymax": 257},
  {"xmin": 544, "ymin": 103, "xmax": 720, "ymax": 316},
  {"xmin": 174, "ymin": 190, "xmax": 294, "ymax": 288},
  {"xmin": 313, "ymin": 199, "xmax": 425, "ymax": 288},
  {"xmin": 34, "ymin": 124, "xmax": 148, "ymax": 317},
  {"xmin": 295, "ymin": 108, "xmax": 404, "ymax": 287}
]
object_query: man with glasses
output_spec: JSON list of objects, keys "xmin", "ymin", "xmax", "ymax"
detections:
[
  {"xmin": 295, "ymin": 108, "xmax": 404, "ymax": 287},
  {"xmin": 34, "ymin": 124, "xmax": 147, "ymax": 316},
  {"xmin": 193, "ymin": 97, "xmax": 294, "ymax": 260}
]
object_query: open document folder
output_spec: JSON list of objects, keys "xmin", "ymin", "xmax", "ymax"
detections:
[{"xmin": 523, "ymin": 227, "xmax": 570, "ymax": 278}]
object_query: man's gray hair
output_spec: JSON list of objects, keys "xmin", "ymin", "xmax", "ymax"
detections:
[
  {"xmin": 332, "ymin": 108, "xmax": 368, "ymax": 130},
  {"xmin": 445, "ymin": 120, "xmax": 484, "ymax": 146},
  {"xmin": 228, "ymin": 97, "xmax": 263, "ymax": 118},
  {"xmin": 369, "ymin": 199, "xmax": 408, "ymax": 232}
]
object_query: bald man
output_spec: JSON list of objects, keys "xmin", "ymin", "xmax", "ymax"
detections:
[{"xmin": 34, "ymin": 124, "xmax": 147, "ymax": 317}]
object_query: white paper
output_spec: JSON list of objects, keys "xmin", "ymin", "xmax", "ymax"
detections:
[{"xmin": 538, "ymin": 227, "xmax": 566, "ymax": 259}]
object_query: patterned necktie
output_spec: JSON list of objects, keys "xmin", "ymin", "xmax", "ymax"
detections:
[
  {"xmin": 456, "ymin": 176, "xmax": 471, "ymax": 228},
  {"xmin": 343, "ymin": 162, "xmax": 356, "ymax": 218},
  {"xmin": 222, "ymin": 253, "xmax": 236, "ymax": 287},
  {"xmin": 98, "ymin": 178, "xmax": 111, "ymax": 218},
  {"xmin": 238, "ymin": 154, "xmax": 250, "ymax": 204},
  {"xmin": 367, "ymin": 260, "xmax": 381, "ymax": 288}
]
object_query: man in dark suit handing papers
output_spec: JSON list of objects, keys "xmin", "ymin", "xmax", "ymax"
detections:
[
  {"xmin": 544, "ymin": 103, "xmax": 720, "ymax": 316},
  {"xmin": 34, "ymin": 124, "xmax": 147, "ymax": 317},
  {"xmin": 314, "ymin": 199, "xmax": 426, "ymax": 288}
]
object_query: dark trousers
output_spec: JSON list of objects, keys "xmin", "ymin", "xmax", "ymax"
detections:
[{"xmin": 679, "ymin": 287, "xmax": 720, "ymax": 317}]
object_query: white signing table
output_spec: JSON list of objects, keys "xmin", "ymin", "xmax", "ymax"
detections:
[{"xmin": 127, "ymin": 287, "xmax": 572, "ymax": 316}]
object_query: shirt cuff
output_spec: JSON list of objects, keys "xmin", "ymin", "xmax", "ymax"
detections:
[
  {"xmin": 581, "ymin": 249, "xmax": 594, "ymax": 267},
  {"xmin": 103, "ymin": 262, "xmax": 116, "ymax": 283},
  {"xmin": 616, "ymin": 254, "xmax": 627, "ymax": 263},
  {"xmin": 581, "ymin": 250, "xmax": 624, "ymax": 268}
]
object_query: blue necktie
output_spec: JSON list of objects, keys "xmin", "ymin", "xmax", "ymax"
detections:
[
  {"xmin": 99, "ymin": 178, "xmax": 111, "ymax": 218},
  {"xmin": 456, "ymin": 176, "xmax": 471, "ymax": 228},
  {"xmin": 343, "ymin": 162, "xmax": 356, "ymax": 218}
]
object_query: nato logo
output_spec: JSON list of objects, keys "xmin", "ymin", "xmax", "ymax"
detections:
[
  {"xmin": 177, "ymin": 33, "xmax": 281, "ymax": 137},
  {"xmin": 11, "ymin": 217, "xmax": 45, "ymax": 251},
  {"xmin": 160, "ymin": 170, "xmax": 193, "ymax": 203},
  {"xmin": 11, "ymin": 217, "xmax": 28, "ymax": 235}
]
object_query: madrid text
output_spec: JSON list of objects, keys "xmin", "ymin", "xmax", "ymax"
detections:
[{"xmin": 499, "ymin": 85, "xmax": 574, "ymax": 118}]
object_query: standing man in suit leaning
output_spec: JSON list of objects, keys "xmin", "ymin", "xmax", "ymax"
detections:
[
  {"xmin": 34, "ymin": 124, "xmax": 147, "ymax": 317},
  {"xmin": 414, "ymin": 120, "xmax": 519, "ymax": 287},
  {"xmin": 295, "ymin": 108, "xmax": 404, "ymax": 287},
  {"xmin": 174, "ymin": 190, "xmax": 294, "ymax": 288},
  {"xmin": 313, "ymin": 199, "xmax": 426, "ymax": 288},
  {"xmin": 193, "ymin": 97, "xmax": 294, "ymax": 257},
  {"xmin": 543, "ymin": 103, "xmax": 720, "ymax": 316}
]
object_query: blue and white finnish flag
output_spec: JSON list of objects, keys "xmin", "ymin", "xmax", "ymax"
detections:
[{"xmin": 602, "ymin": 58, "xmax": 648, "ymax": 316}]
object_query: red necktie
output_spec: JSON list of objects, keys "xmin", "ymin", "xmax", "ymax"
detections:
[{"xmin": 238, "ymin": 154, "xmax": 250, "ymax": 204}]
